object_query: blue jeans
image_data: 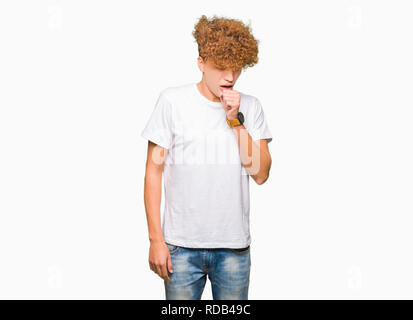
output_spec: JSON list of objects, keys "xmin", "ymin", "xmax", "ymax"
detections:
[{"xmin": 164, "ymin": 242, "xmax": 251, "ymax": 300}]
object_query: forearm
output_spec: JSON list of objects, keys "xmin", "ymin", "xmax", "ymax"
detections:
[
  {"xmin": 143, "ymin": 171, "xmax": 164, "ymax": 243},
  {"xmin": 232, "ymin": 125, "xmax": 271, "ymax": 184}
]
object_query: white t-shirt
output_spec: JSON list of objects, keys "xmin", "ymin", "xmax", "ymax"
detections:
[{"xmin": 141, "ymin": 82, "xmax": 273, "ymax": 248}]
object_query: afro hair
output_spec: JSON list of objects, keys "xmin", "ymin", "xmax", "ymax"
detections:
[{"xmin": 192, "ymin": 15, "xmax": 259, "ymax": 71}]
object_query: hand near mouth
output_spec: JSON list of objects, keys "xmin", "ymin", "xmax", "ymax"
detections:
[{"xmin": 219, "ymin": 88, "xmax": 241, "ymax": 121}]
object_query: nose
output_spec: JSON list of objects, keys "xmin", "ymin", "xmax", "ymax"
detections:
[
  {"xmin": 223, "ymin": 74, "xmax": 234, "ymax": 83},
  {"xmin": 222, "ymin": 68, "xmax": 239, "ymax": 81}
]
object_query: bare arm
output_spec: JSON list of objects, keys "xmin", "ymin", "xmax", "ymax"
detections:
[
  {"xmin": 143, "ymin": 140, "xmax": 172, "ymax": 281},
  {"xmin": 144, "ymin": 140, "xmax": 167, "ymax": 243},
  {"xmin": 219, "ymin": 90, "xmax": 272, "ymax": 185},
  {"xmin": 232, "ymin": 125, "xmax": 272, "ymax": 185}
]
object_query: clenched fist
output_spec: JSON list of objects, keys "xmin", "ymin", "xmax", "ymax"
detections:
[{"xmin": 220, "ymin": 88, "xmax": 241, "ymax": 121}]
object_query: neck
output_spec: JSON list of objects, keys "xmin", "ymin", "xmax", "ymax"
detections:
[{"xmin": 196, "ymin": 80, "xmax": 220, "ymax": 102}]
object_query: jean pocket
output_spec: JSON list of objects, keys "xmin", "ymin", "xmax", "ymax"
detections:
[
  {"xmin": 229, "ymin": 245, "xmax": 250, "ymax": 255},
  {"xmin": 165, "ymin": 242, "xmax": 180, "ymax": 254}
]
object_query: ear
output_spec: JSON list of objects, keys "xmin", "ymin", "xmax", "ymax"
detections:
[{"xmin": 197, "ymin": 56, "xmax": 204, "ymax": 72}]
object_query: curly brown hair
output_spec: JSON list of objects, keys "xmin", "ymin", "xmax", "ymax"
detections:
[{"xmin": 192, "ymin": 15, "xmax": 259, "ymax": 71}]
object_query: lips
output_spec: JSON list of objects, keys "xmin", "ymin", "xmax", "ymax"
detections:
[{"xmin": 221, "ymin": 85, "xmax": 233, "ymax": 90}]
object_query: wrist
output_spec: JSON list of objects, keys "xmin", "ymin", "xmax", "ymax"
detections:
[
  {"xmin": 226, "ymin": 111, "xmax": 244, "ymax": 128},
  {"xmin": 149, "ymin": 236, "xmax": 164, "ymax": 244},
  {"xmin": 232, "ymin": 124, "xmax": 245, "ymax": 131}
]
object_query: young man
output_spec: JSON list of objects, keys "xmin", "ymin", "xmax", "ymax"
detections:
[{"xmin": 141, "ymin": 15, "xmax": 273, "ymax": 300}]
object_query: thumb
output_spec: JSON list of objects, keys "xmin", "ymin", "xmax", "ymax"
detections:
[{"xmin": 167, "ymin": 254, "xmax": 173, "ymax": 273}]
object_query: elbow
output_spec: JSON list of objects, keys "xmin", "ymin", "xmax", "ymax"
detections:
[
  {"xmin": 255, "ymin": 174, "xmax": 269, "ymax": 185},
  {"xmin": 252, "ymin": 158, "xmax": 272, "ymax": 185}
]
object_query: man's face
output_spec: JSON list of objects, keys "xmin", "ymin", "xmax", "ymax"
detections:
[{"xmin": 197, "ymin": 57, "xmax": 242, "ymax": 99}]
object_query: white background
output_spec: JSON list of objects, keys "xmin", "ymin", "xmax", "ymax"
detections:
[{"xmin": 0, "ymin": 0, "xmax": 412, "ymax": 299}]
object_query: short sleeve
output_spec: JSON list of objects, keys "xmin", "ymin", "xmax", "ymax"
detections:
[
  {"xmin": 141, "ymin": 91, "xmax": 173, "ymax": 149},
  {"xmin": 249, "ymin": 97, "xmax": 273, "ymax": 143}
]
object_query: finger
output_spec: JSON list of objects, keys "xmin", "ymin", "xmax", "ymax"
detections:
[
  {"xmin": 223, "ymin": 91, "xmax": 236, "ymax": 98},
  {"xmin": 156, "ymin": 265, "xmax": 164, "ymax": 279},
  {"xmin": 151, "ymin": 264, "xmax": 157, "ymax": 273},
  {"xmin": 161, "ymin": 262, "xmax": 170, "ymax": 281},
  {"xmin": 167, "ymin": 254, "xmax": 173, "ymax": 274},
  {"xmin": 156, "ymin": 263, "xmax": 167, "ymax": 281},
  {"xmin": 222, "ymin": 95, "xmax": 235, "ymax": 103}
]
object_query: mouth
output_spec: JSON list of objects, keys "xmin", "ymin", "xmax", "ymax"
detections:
[{"xmin": 220, "ymin": 85, "xmax": 233, "ymax": 90}]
